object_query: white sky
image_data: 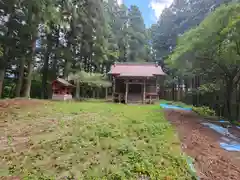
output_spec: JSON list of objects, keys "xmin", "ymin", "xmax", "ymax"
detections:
[
  {"xmin": 117, "ymin": 0, "xmax": 123, "ymax": 5},
  {"xmin": 117, "ymin": 0, "xmax": 173, "ymax": 20},
  {"xmin": 149, "ymin": 0, "xmax": 173, "ymax": 19}
]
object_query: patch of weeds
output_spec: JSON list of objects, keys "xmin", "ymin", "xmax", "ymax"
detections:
[
  {"xmin": 1, "ymin": 101, "xmax": 193, "ymax": 179},
  {"xmin": 193, "ymin": 106, "xmax": 216, "ymax": 117},
  {"xmin": 59, "ymin": 119, "xmax": 66, "ymax": 128},
  {"xmin": 7, "ymin": 135, "xmax": 13, "ymax": 146},
  {"xmin": 110, "ymin": 173, "xmax": 123, "ymax": 180},
  {"xmin": 117, "ymin": 143, "xmax": 133, "ymax": 156},
  {"xmin": 233, "ymin": 121, "xmax": 240, "ymax": 126},
  {"xmin": 96, "ymin": 127, "xmax": 113, "ymax": 138}
]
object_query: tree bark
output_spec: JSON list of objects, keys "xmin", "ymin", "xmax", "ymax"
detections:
[
  {"xmin": 75, "ymin": 81, "xmax": 80, "ymax": 100},
  {"xmin": 236, "ymin": 84, "xmax": 240, "ymax": 120},
  {"xmin": 41, "ymin": 55, "xmax": 50, "ymax": 99},
  {"xmin": 23, "ymin": 38, "xmax": 36, "ymax": 98},
  {"xmin": 0, "ymin": 68, "xmax": 5, "ymax": 98},
  {"xmin": 50, "ymin": 26, "xmax": 60, "ymax": 81},
  {"xmin": 41, "ymin": 34, "xmax": 52, "ymax": 99},
  {"xmin": 23, "ymin": 59, "xmax": 34, "ymax": 98},
  {"xmin": 15, "ymin": 57, "xmax": 25, "ymax": 97},
  {"xmin": 51, "ymin": 57, "xmax": 58, "ymax": 80},
  {"xmin": 171, "ymin": 83, "xmax": 175, "ymax": 101},
  {"xmin": 105, "ymin": 88, "xmax": 108, "ymax": 100},
  {"xmin": 225, "ymin": 80, "xmax": 233, "ymax": 121},
  {"xmin": 0, "ymin": 46, "xmax": 9, "ymax": 98},
  {"xmin": 93, "ymin": 88, "xmax": 95, "ymax": 98},
  {"xmin": 63, "ymin": 60, "xmax": 71, "ymax": 79},
  {"xmin": 96, "ymin": 89, "xmax": 98, "ymax": 99}
]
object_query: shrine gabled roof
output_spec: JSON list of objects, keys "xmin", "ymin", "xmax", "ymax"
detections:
[
  {"xmin": 53, "ymin": 78, "xmax": 74, "ymax": 87},
  {"xmin": 108, "ymin": 62, "xmax": 166, "ymax": 77}
]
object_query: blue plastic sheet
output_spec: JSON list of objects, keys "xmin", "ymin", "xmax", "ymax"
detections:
[
  {"xmin": 202, "ymin": 123, "xmax": 240, "ymax": 152},
  {"xmin": 186, "ymin": 156, "xmax": 200, "ymax": 180},
  {"xmin": 219, "ymin": 120, "xmax": 229, "ymax": 123},
  {"xmin": 220, "ymin": 143, "xmax": 240, "ymax": 152},
  {"xmin": 186, "ymin": 157, "xmax": 196, "ymax": 173},
  {"xmin": 160, "ymin": 103, "xmax": 192, "ymax": 111},
  {"xmin": 237, "ymin": 126, "xmax": 240, "ymax": 130},
  {"xmin": 202, "ymin": 123, "xmax": 230, "ymax": 136}
]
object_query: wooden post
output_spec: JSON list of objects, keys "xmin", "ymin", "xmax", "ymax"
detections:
[
  {"xmin": 75, "ymin": 81, "xmax": 80, "ymax": 100},
  {"xmin": 105, "ymin": 87, "xmax": 108, "ymax": 100},
  {"xmin": 143, "ymin": 79, "xmax": 146, "ymax": 104},
  {"xmin": 96, "ymin": 87, "xmax": 99, "ymax": 99},
  {"xmin": 156, "ymin": 77, "xmax": 159, "ymax": 101},
  {"xmin": 125, "ymin": 81, "xmax": 129, "ymax": 104},
  {"xmin": 118, "ymin": 94, "xmax": 121, "ymax": 104},
  {"xmin": 112, "ymin": 77, "xmax": 116, "ymax": 102},
  {"xmin": 93, "ymin": 88, "xmax": 95, "ymax": 99}
]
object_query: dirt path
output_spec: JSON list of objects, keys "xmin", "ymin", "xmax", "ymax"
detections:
[
  {"xmin": 165, "ymin": 109, "xmax": 240, "ymax": 180},
  {"xmin": 0, "ymin": 99, "xmax": 45, "ymax": 118}
]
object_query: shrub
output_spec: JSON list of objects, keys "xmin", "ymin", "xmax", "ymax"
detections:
[{"xmin": 193, "ymin": 106, "xmax": 216, "ymax": 117}]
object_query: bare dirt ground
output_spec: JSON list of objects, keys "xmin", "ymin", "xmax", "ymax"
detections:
[
  {"xmin": 165, "ymin": 109, "xmax": 240, "ymax": 180},
  {"xmin": 0, "ymin": 98, "xmax": 44, "ymax": 118},
  {"xmin": 0, "ymin": 98, "xmax": 43, "ymax": 109}
]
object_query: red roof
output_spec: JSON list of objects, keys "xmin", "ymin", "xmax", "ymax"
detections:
[
  {"xmin": 108, "ymin": 63, "xmax": 166, "ymax": 77},
  {"xmin": 52, "ymin": 78, "xmax": 74, "ymax": 87}
]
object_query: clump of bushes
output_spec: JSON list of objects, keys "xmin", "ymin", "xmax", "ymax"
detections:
[
  {"xmin": 192, "ymin": 106, "xmax": 216, "ymax": 117},
  {"xmin": 233, "ymin": 121, "xmax": 240, "ymax": 126}
]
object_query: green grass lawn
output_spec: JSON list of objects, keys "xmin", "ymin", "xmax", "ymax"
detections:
[{"xmin": 0, "ymin": 101, "xmax": 193, "ymax": 179}]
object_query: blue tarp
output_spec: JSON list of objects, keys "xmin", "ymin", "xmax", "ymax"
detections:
[
  {"xmin": 219, "ymin": 120, "xmax": 230, "ymax": 123},
  {"xmin": 202, "ymin": 123, "xmax": 237, "ymax": 139},
  {"xmin": 160, "ymin": 103, "xmax": 192, "ymax": 111},
  {"xmin": 202, "ymin": 123, "xmax": 230, "ymax": 136},
  {"xmin": 237, "ymin": 126, "xmax": 240, "ymax": 130},
  {"xmin": 186, "ymin": 156, "xmax": 200, "ymax": 180},
  {"xmin": 202, "ymin": 122, "xmax": 240, "ymax": 152},
  {"xmin": 220, "ymin": 143, "xmax": 240, "ymax": 152}
]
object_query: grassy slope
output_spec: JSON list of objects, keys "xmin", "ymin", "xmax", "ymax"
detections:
[{"xmin": 0, "ymin": 101, "xmax": 192, "ymax": 179}]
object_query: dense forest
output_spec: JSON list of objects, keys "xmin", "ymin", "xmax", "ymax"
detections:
[{"xmin": 0, "ymin": 0, "xmax": 239, "ymax": 120}]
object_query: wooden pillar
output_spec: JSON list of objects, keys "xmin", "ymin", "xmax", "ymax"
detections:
[
  {"xmin": 143, "ymin": 79, "xmax": 146, "ymax": 104},
  {"xmin": 93, "ymin": 88, "xmax": 95, "ymax": 98},
  {"xmin": 96, "ymin": 87, "xmax": 99, "ymax": 99},
  {"xmin": 156, "ymin": 77, "xmax": 159, "ymax": 101},
  {"xmin": 112, "ymin": 77, "xmax": 116, "ymax": 102},
  {"xmin": 105, "ymin": 87, "xmax": 108, "ymax": 100},
  {"xmin": 125, "ymin": 81, "xmax": 129, "ymax": 104}
]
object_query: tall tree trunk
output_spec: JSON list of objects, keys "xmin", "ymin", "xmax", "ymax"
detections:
[
  {"xmin": 50, "ymin": 26, "xmax": 60, "ymax": 81},
  {"xmin": 0, "ymin": 68, "xmax": 5, "ymax": 98},
  {"xmin": 23, "ymin": 39, "xmax": 36, "ymax": 98},
  {"xmin": 93, "ymin": 88, "xmax": 95, "ymax": 99},
  {"xmin": 236, "ymin": 84, "xmax": 240, "ymax": 120},
  {"xmin": 63, "ymin": 38, "xmax": 72, "ymax": 79},
  {"xmin": 48, "ymin": 55, "xmax": 58, "ymax": 98},
  {"xmin": 63, "ymin": 60, "xmax": 71, "ymax": 79},
  {"xmin": 49, "ymin": 26, "xmax": 60, "ymax": 99},
  {"xmin": 15, "ymin": 57, "xmax": 25, "ymax": 97},
  {"xmin": 41, "ymin": 34, "xmax": 52, "ymax": 99},
  {"xmin": 23, "ymin": 59, "xmax": 34, "ymax": 98},
  {"xmin": 225, "ymin": 80, "xmax": 233, "ymax": 121},
  {"xmin": 96, "ymin": 88, "xmax": 99, "ymax": 99},
  {"xmin": 63, "ymin": 14, "xmax": 77, "ymax": 79},
  {"xmin": 105, "ymin": 87, "xmax": 108, "ymax": 100},
  {"xmin": 0, "ymin": 46, "xmax": 9, "ymax": 98},
  {"xmin": 172, "ymin": 83, "xmax": 175, "ymax": 100},
  {"xmin": 41, "ymin": 56, "xmax": 50, "ymax": 99},
  {"xmin": 51, "ymin": 57, "xmax": 58, "ymax": 79},
  {"xmin": 75, "ymin": 81, "xmax": 80, "ymax": 100}
]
